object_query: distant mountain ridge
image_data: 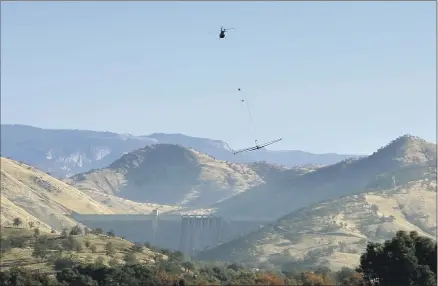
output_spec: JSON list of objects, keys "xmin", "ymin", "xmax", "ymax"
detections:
[
  {"xmin": 0, "ymin": 156, "xmax": 179, "ymax": 232},
  {"xmin": 195, "ymin": 135, "xmax": 437, "ymax": 270},
  {"xmin": 65, "ymin": 134, "xmax": 436, "ymax": 222},
  {"xmin": 3, "ymin": 130, "xmax": 435, "ymax": 270},
  {"xmin": 66, "ymin": 144, "xmax": 266, "ymax": 208},
  {"xmin": 1, "ymin": 124, "xmax": 358, "ymax": 177},
  {"xmin": 212, "ymin": 134, "xmax": 437, "ymax": 220},
  {"xmin": 196, "ymin": 179, "xmax": 437, "ymax": 270}
]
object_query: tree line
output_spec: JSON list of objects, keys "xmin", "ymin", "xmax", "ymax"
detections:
[{"xmin": 0, "ymin": 229, "xmax": 436, "ymax": 285}]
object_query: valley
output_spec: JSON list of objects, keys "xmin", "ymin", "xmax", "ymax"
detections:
[
  {"xmin": 2, "ymin": 3, "xmax": 435, "ymax": 283},
  {"xmin": 1, "ymin": 127, "xmax": 436, "ymax": 270}
]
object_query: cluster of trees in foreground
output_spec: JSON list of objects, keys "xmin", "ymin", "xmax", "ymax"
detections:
[{"xmin": 0, "ymin": 230, "xmax": 436, "ymax": 285}]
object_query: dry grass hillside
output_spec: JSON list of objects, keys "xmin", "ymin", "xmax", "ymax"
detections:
[
  {"xmin": 214, "ymin": 135, "xmax": 437, "ymax": 220},
  {"xmin": 0, "ymin": 227, "xmax": 165, "ymax": 273},
  {"xmin": 0, "ymin": 157, "xmax": 115, "ymax": 231},
  {"xmin": 67, "ymin": 144, "xmax": 266, "ymax": 208},
  {"xmin": 77, "ymin": 188, "xmax": 179, "ymax": 214},
  {"xmin": 197, "ymin": 179, "xmax": 437, "ymax": 270},
  {"xmin": 0, "ymin": 157, "xmax": 179, "ymax": 231}
]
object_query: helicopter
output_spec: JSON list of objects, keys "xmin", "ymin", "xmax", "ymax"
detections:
[{"xmin": 219, "ymin": 26, "xmax": 234, "ymax": 39}]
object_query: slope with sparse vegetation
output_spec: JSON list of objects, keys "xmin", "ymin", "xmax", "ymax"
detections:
[
  {"xmin": 197, "ymin": 178, "xmax": 437, "ymax": 270},
  {"xmin": 66, "ymin": 144, "xmax": 267, "ymax": 208},
  {"xmin": 1, "ymin": 229, "xmax": 436, "ymax": 286},
  {"xmin": 214, "ymin": 135, "xmax": 436, "ymax": 220},
  {"xmin": 0, "ymin": 157, "xmax": 116, "ymax": 231},
  {"xmin": 0, "ymin": 157, "xmax": 181, "ymax": 234},
  {"xmin": 0, "ymin": 226, "xmax": 167, "ymax": 273},
  {"xmin": 2, "ymin": 135, "xmax": 436, "ymax": 272}
]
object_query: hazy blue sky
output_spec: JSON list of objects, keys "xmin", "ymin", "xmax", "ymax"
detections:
[{"xmin": 1, "ymin": 2, "xmax": 436, "ymax": 154}]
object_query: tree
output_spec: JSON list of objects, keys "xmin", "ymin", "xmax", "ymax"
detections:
[
  {"xmin": 73, "ymin": 240, "xmax": 84, "ymax": 252},
  {"xmin": 95, "ymin": 256, "xmax": 105, "ymax": 266},
  {"xmin": 182, "ymin": 261, "xmax": 195, "ymax": 272},
  {"xmin": 56, "ymin": 268, "xmax": 99, "ymax": 286},
  {"xmin": 69, "ymin": 225, "xmax": 83, "ymax": 236},
  {"xmin": 160, "ymin": 248, "xmax": 170, "ymax": 256},
  {"xmin": 33, "ymin": 227, "xmax": 40, "ymax": 243},
  {"xmin": 13, "ymin": 217, "xmax": 22, "ymax": 228},
  {"xmin": 255, "ymin": 273, "xmax": 285, "ymax": 285},
  {"xmin": 106, "ymin": 230, "xmax": 115, "ymax": 237},
  {"xmin": 300, "ymin": 271, "xmax": 332, "ymax": 286},
  {"xmin": 62, "ymin": 236, "xmax": 83, "ymax": 251},
  {"xmin": 93, "ymin": 228, "xmax": 103, "ymax": 235},
  {"xmin": 123, "ymin": 252, "xmax": 138, "ymax": 265},
  {"xmin": 28, "ymin": 221, "xmax": 35, "ymax": 228},
  {"xmin": 169, "ymin": 250, "xmax": 184, "ymax": 262},
  {"xmin": 358, "ymin": 230, "xmax": 437, "ymax": 286},
  {"xmin": 109, "ymin": 257, "xmax": 119, "ymax": 267},
  {"xmin": 53, "ymin": 257, "xmax": 76, "ymax": 271},
  {"xmin": 157, "ymin": 260, "xmax": 184, "ymax": 276},
  {"xmin": 0, "ymin": 267, "xmax": 54, "ymax": 285},
  {"xmin": 84, "ymin": 255, "xmax": 94, "ymax": 264},
  {"xmin": 61, "ymin": 228, "xmax": 69, "ymax": 237},
  {"xmin": 152, "ymin": 253, "xmax": 163, "ymax": 263},
  {"xmin": 336, "ymin": 267, "xmax": 356, "ymax": 283},
  {"xmin": 130, "ymin": 243, "xmax": 144, "ymax": 253},
  {"xmin": 227, "ymin": 263, "xmax": 244, "ymax": 272},
  {"xmin": 0, "ymin": 237, "xmax": 11, "ymax": 256},
  {"xmin": 9, "ymin": 236, "xmax": 27, "ymax": 248},
  {"xmin": 339, "ymin": 272, "xmax": 367, "ymax": 286},
  {"xmin": 105, "ymin": 242, "xmax": 116, "ymax": 257},
  {"xmin": 32, "ymin": 243, "xmax": 49, "ymax": 262},
  {"xmin": 156, "ymin": 270, "xmax": 176, "ymax": 285}
]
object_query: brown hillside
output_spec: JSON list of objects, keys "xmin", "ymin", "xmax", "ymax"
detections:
[
  {"xmin": 67, "ymin": 144, "xmax": 265, "ymax": 208},
  {"xmin": 214, "ymin": 135, "xmax": 436, "ymax": 220},
  {"xmin": 198, "ymin": 179, "xmax": 436, "ymax": 270},
  {"xmin": 0, "ymin": 157, "xmax": 113, "ymax": 231}
]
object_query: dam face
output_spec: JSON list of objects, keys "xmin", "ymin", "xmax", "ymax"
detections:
[{"xmin": 71, "ymin": 212, "xmax": 266, "ymax": 255}]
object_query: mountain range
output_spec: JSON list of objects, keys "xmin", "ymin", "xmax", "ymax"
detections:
[
  {"xmin": 1, "ymin": 124, "xmax": 358, "ymax": 178},
  {"xmin": 1, "ymin": 125, "xmax": 436, "ymax": 270},
  {"xmin": 66, "ymin": 144, "xmax": 266, "ymax": 208},
  {"xmin": 194, "ymin": 135, "xmax": 436, "ymax": 269},
  {"xmin": 212, "ymin": 135, "xmax": 437, "ymax": 220},
  {"xmin": 197, "ymin": 178, "xmax": 436, "ymax": 270}
]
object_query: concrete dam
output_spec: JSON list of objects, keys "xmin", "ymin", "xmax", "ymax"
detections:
[{"xmin": 71, "ymin": 211, "xmax": 269, "ymax": 255}]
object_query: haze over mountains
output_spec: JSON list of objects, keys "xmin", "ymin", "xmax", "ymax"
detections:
[
  {"xmin": 0, "ymin": 157, "xmax": 178, "ymax": 231},
  {"xmin": 1, "ymin": 124, "xmax": 436, "ymax": 269},
  {"xmin": 0, "ymin": 157, "xmax": 112, "ymax": 232},
  {"xmin": 213, "ymin": 135, "xmax": 437, "ymax": 220},
  {"xmin": 194, "ymin": 135, "xmax": 437, "ymax": 269},
  {"xmin": 67, "ymin": 144, "xmax": 265, "ymax": 208},
  {"xmin": 1, "ymin": 124, "xmax": 358, "ymax": 178},
  {"xmin": 197, "ymin": 179, "xmax": 436, "ymax": 270},
  {"xmin": 64, "ymin": 134, "xmax": 436, "ymax": 220}
]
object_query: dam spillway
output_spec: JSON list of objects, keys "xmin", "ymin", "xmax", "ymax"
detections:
[{"xmin": 71, "ymin": 211, "xmax": 268, "ymax": 255}]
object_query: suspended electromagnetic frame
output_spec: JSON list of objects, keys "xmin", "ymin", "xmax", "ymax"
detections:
[{"xmin": 232, "ymin": 88, "xmax": 282, "ymax": 155}]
